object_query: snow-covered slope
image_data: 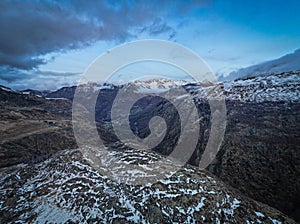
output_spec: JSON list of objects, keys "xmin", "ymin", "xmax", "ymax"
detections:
[
  {"xmin": 0, "ymin": 85, "xmax": 20, "ymax": 93},
  {"xmin": 124, "ymin": 78, "xmax": 187, "ymax": 94},
  {"xmin": 220, "ymin": 49, "xmax": 300, "ymax": 81},
  {"xmin": 174, "ymin": 71, "xmax": 300, "ymax": 103},
  {"xmin": 0, "ymin": 149, "xmax": 295, "ymax": 223},
  {"xmin": 223, "ymin": 71, "xmax": 300, "ymax": 102},
  {"xmin": 104, "ymin": 72, "xmax": 300, "ymax": 103}
]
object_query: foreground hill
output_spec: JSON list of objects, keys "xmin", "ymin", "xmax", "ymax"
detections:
[{"xmin": 0, "ymin": 148, "xmax": 296, "ymax": 223}]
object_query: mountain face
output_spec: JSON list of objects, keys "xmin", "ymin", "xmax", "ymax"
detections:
[
  {"xmin": 45, "ymin": 86, "xmax": 77, "ymax": 100},
  {"xmin": 0, "ymin": 71, "xmax": 299, "ymax": 222},
  {"xmin": 92, "ymin": 72, "xmax": 300, "ymax": 221},
  {"xmin": 45, "ymin": 83, "xmax": 118, "ymax": 100},
  {"xmin": 223, "ymin": 71, "xmax": 299, "ymax": 102},
  {"xmin": 20, "ymin": 89, "xmax": 51, "ymax": 97},
  {"xmin": 220, "ymin": 49, "xmax": 300, "ymax": 81},
  {"xmin": 127, "ymin": 78, "xmax": 188, "ymax": 94}
]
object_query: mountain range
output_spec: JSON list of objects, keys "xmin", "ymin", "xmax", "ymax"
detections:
[{"xmin": 0, "ymin": 71, "xmax": 299, "ymax": 222}]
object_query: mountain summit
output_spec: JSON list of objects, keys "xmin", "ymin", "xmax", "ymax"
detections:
[{"xmin": 220, "ymin": 49, "xmax": 300, "ymax": 81}]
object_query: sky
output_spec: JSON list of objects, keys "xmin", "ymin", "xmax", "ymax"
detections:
[{"xmin": 0, "ymin": 0, "xmax": 300, "ymax": 90}]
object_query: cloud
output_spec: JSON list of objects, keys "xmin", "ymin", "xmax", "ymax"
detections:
[
  {"xmin": 0, "ymin": 0, "xmax": 208, "ymax": 70},
  {"xmin": 0, "ymin": 0, "xmax": 103, "ymax": 70},
  {"xmin": 0, "ymin": 66, "xmax": 29, "ymax": 83},
  {"xmin": 0, "ymin": 67, "xmax": 80, "ymax": 90},
  {"xmin": 0, "ymin": 0, "xmax": 210, "ymax": 89}
]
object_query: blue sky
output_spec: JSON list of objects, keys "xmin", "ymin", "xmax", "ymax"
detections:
[{"xmin": 0, "ymin": 0, "xmax": 299, "ymax": 90}]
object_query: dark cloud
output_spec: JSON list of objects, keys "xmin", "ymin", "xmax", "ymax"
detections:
[
  {"xmin": 0, "ymin": 67, "xmax": 80, "ymax": 90},
  {"xmin": 0, "ymin": 67, "xmax": 29, "ymax": 82},
  {"xmin": 0, "ymin": 0, "xmax": 104, "ymax": 70},
  {"xmin": 0, "ymin": 0, "xmax": 209, "ymax": 88}
]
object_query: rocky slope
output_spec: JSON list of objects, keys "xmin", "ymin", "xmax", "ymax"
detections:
[
  {"xmin": 223, "ymin": 71, "xmax": 299, "ymax": 102},
  {"xmin": 92, "ymin": 72, "xmax": 300, "ymax": 221},
  {"xmin": 209, "ymin": 71, "xmax": 300, "ymax": 221},
  {"xmin": 0, "ymin": 148, "xmax": 296, "ymax": 223}
]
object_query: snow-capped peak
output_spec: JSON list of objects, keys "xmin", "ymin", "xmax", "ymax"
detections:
[
  {"xmin": 125, "ymin": 78, "xmax": 188, "ymax": 93},
  {"xmin": 220, "ymin": 48, "xmax": 300, "ymax": 81}
]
